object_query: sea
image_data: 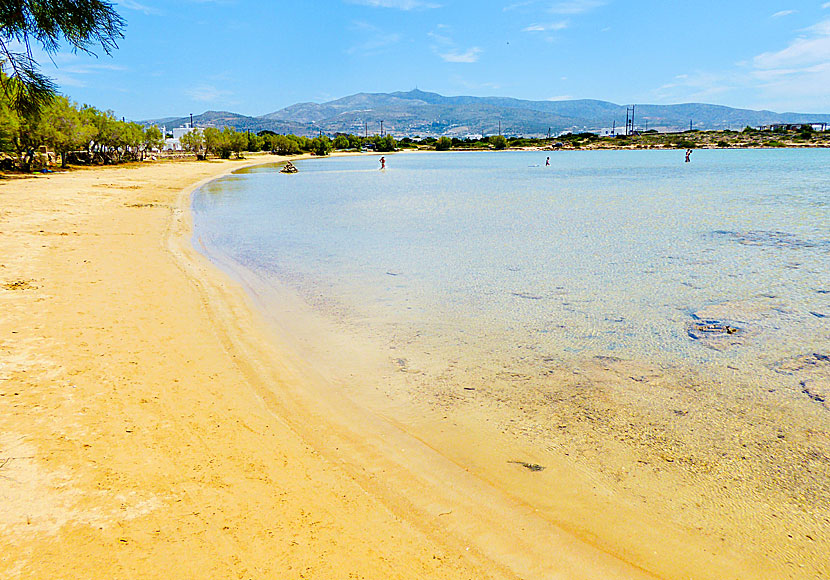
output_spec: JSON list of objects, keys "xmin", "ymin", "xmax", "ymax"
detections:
[{"xmin": 191, "ymin": 149, "xmax": 829, "ymax": 577}]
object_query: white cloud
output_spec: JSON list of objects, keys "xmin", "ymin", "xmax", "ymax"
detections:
[
  {"xmin": 548, "ymin": 0, "xmax": 605, "ymax": 14},
  {"xmin": 347, "ymin": 0, "xmax": 440, "ymax": 9},
  {"xmin": 428, "ymin": 26, "xmax": 481, "ymax": 63},
  {"xmin": 771, "ymin": 9, "xmax": 796, "ymax": 18},
  {"xmin": 347, "ymin": 33, "xmax": 403, "ymax": 55},
  {"xmin": 823, "ymin": 2, "xmax": 830, "ymax": 8},
  {"xmin": 523, "ymin": 21, "xmax": 568, "ymax": 32},
  {"xmin": 748, "ymin": 20, "xmax": 830, "ymax": 110},
  {"xmin": 503, "ymin": 1, "xmax": 536, "ymax": 11},
  {"xmin": 651, "ymin": 19, "xmax": 830, "ymax": 111},
  {"xmin": 116, "ymin": 1, "xmax": 160, "ymax": 15},
  {"xmin": 439, "ymin": 47, "xmax": 482, "ymax": 63},
  {"xmin": 653, "ymin": 71, "xmax": 734, "ymax": 104},
  {"xmin": 753, "ymin": 20, "xmax": 830, "ymax": 70},
  {"xmin": 186, "ymin": 84, "xmax": 233, "ymax": 102}
]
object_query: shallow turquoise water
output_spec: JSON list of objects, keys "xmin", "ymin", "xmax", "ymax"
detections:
[{"xmin": 192, "ymin": 149, "xmax": 829, "ymax": 394}]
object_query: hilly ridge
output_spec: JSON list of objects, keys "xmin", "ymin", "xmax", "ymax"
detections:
[{"xmin": 142, "ymin": 89, "xmax": 830, "ymax": 137}]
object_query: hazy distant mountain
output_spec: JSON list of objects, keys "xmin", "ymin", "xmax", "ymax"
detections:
[{"xmin": 141, "ymin": 90, "xmax": 830, "ymax": 137}]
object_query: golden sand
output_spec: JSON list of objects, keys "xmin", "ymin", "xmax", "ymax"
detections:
[{"xmin": 0, "ymin": 157, "xmax": 669, "ymax": 579}]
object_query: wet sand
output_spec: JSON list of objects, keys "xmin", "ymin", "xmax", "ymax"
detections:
[{"xmin": 1, "ymin": 157, "xmax": 664, "ymax": 579}]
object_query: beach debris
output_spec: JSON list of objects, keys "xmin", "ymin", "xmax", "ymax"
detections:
[
  {"xmin": 711, "ymin": 229, "xmax": 829, "ymax": 250},
  {"xmin": 771, "ymin": 354, "xmax": 830, "ymax": 409},
  {"xmin": 509, "ymin": 460, "xmax": 546, "ymax": 472},
  {"xmin": 801, "ymin": 381, "xmax": 829, "ymax": 409},
  {"xmin": 772, "ymin": 353, "xmax": 830, "ymax": 374},
  {"xmin": 512, "ymin": 291, "xmax": 544, "ymax": 300},
  {"xmin": 687, "ymin": 321, "xmax": 740, "ymax": 339},
  {"xmin": 687, "ymin": 316, "xmax": 743, "ymax": 349},
  {"xmin": 2, "ymin": 279, "xmax": 37, "ymax": 291}
]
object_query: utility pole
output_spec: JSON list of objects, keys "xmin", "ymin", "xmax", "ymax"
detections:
[
  {"xmin": 190, "ymin": 113, "xmax": 193, "ymax": 129},
  {"xmin": 625, "ymin": 105, "xmax": 635, "ymax": 135},
  {"xmin": 380, "ymin": 120, "xmax": 384, "ymax": 137},
  {"xmin": 547, "ymin": 127, "xmax": 551, "ymax": 140},
  {"xmin": 612, "ymin": 119, "xmax": 616, "ymax": 136},
  {"xmin": 689, "ymin": 119, "xmax": 693, "ymax": 131},
  {"xmin": 498, "ymin": 120, "xmax": 501, "ymax": 136}
]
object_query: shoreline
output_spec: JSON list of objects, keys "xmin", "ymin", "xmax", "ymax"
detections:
[
  {"xmin": 191, "ymin": 152, "xmax": 827, "ymax": 580},
  {"xmin": 0, "ymin": 156, "xmax": 656, "ymax": 579}
]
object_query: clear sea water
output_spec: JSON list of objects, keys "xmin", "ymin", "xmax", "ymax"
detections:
[
  {"xmin": 192, "ymin": 150, "xmax": 828, "ymax": 393},
  {"xmin": 191, "ymin": 148, "xmax": 830, "ymax": 578}
]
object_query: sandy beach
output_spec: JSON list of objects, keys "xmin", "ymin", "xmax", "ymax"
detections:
[{"xmin": 0, "ymin": 156, "xmax": 673, "ymax": 579}]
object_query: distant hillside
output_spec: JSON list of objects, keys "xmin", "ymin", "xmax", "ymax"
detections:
[{"xmin": 140, "ymin": 90, "xmax": 830, "ymax": 137}]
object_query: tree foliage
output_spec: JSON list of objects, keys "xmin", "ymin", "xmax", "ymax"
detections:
[
  {"xmin": 489, "ymin": 135, "xmax": 507, "ymax": 150},
  {"xmin": 434, "ymin": 136, "xmax": 452, "ymax": 151},
  {"xmin": 0, "ymin": 88, "xmax": 175, "ymax": 170},
  {"xmin": 0, "ymin": 1, "xmax": 125, "ymax": 117}
]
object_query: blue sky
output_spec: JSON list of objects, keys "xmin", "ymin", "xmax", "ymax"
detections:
[{"xmin": 35, "ymin": 0, "xmax": 830, "ymax": 120}]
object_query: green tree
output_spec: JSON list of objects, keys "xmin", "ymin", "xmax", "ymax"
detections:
[
  {"xmin": 40, "ymin": 96, "xmax": 95, "ymax": 167},
  {"xmin": 269, "ymin": 134, "xmax": 300, "ymax": 155},
  {"xmin": 333, "ymin": 135, "xmax": 350, "ymax": 150},
  {"xmin": 202, "ymin": 127, "xmax": 228, "ymax": 158},
  {"xmin": 0, "ymin": 1, "xmax": 125, "ymax": 117},
  {"xmin": 180, "ymin": 128, "xmax": 205, "ymax": 158},
  {"xmin": 245, "ymin": 131, "xmax": 262, "ymax": 152},
  {"xmin": 489, "ymin": 135, "xmax": 507, "ymax": 150},
  {"xmin": 348, "ymin": 134, "xmax": 363, "ymax": 150},
  {"xmin": 435, "ymin": 136, "xmax": 452, "ymax": 151},
  {"xmin": 309, "ymin": 135, "xmax": 332, "ymax": 156},
  {"xmin": 373, "ymin": 134, "xmax": 396, "ymax": 152},
  {"xmin": 224, "ymin": 126, "xmax": 246, "ymax": 158},
  {"xmin": 142, "ymin": 125, "xmax": 164, "ymax": 157}
]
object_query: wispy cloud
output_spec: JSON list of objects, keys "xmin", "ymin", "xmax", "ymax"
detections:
[
  {"xmin": 186, "ymin": 84, "xmax": 233, "ymax": 103},
  {"xmin": 653, "ymin": 71, "xmax": 734, "ymax": 104},
  {"xmin": 429, "ymin": 27, "xmax": 481, "ymax": 63},
  {"xmin": 346, "ymin": 0, "xmax": 440, "ymax": 10},
  {"xmin": 503, "ymin": 1, "xmax": 536, "ymax": 11},
  {"xmin": 116, "ymin": 0, "xmax": 160, "ymax": 14},
  {"xmin": 823, "ymin": 2, "xmax": 830, "ymax": 8},
  {"xmin": 548, "ymin": 0, "xmax": 605, "ymax": 14},
  {"xmin": 771, "ymin": 9, "xmax": 796, "ymax": 18},
  {"xmin": 653, "ymin": 19, "xmax": 830, "ymax": 111},
  {"xmin": 753, "ymin": 20, "xmax": 830, "ymax": 70},
  {"xmin": 748, "ymin": 20, "xmax": 830, "ymax": 110},
  {"xmin": 347, "ymin": 33, "xmax": 403, "ymax": 55},
  {"xmin": 347, "ymin": 20, "xmax": 402, "ymax": 55},
  {"xmin": 439, "ymin": 47, "xmax": 482, "ymax": 63},
  {"xmin": 522, "ymin": 20, "xmax": 569, "ymax": 32}
]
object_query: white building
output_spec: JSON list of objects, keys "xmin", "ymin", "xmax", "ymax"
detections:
[{"xmin": 164, "ymin": 124, "xmax": 202, "ymax": 151}]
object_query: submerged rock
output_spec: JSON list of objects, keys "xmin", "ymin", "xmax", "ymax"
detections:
[{"xmin": 687, "ymin": 319, "xmax": 743, "ymax": 350}]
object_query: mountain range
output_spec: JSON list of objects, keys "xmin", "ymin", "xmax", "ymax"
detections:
[{"xmin": 142, "ymin": 89, "xmax": 830, "ymax": 137}]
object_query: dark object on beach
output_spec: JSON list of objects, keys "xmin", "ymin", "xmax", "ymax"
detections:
[
  {"xmin": 280, "ymin": 161, "xmax": 298, "ymax": 174},
  {"xmin": 687, "ymin": 320, "xmax": 740, "ymax": 340},
  {"xmin": 509, "ymin": 460, "xmax": 546, "ymax": 472},
  {"xmin": 801, "ymin": 382, "xmax": 827, "ymax": 405}
]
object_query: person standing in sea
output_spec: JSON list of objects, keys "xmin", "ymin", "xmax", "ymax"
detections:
[
  {"xmin": 380, "ymin": 156, "xmax": 386, "ymax": 170},
  {"xmin": 685, "ymin": 149, "xmax": 692, "ymax": 162}
]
